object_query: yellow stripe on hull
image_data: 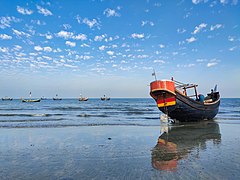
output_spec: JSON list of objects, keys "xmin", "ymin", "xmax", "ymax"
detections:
[{"xmin": 157, "ymin": 101, "xmax": 176, "ymax": 107}]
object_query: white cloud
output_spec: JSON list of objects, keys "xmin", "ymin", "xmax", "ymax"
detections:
[
  {"xmin": 99, "ymin": 45, "xmax": 106, "ymax": 51},
  {"xmin": 73, "ymin": 34, "xmax": 87, "ymax": 40},
  {"xmin": 177, "ymin": 28, "xmax": 186, "ymax": 34},
  {"xmin": 220, "ymin": 0, "xmax": 228, "ymax": 4},
  {"xmin": 141, "ymin": 21, "xmax": 154, "ymax": 27},
  {"xmin": 42, "ymin": 56, "xmax": 52, "ymax": 60},
  {"xmin": 16, "ymin": 6, "xmax": 33, "ymax": 15},
  {"xmin": 159, "ymin": 44, "xmax": 165, "ymax": 48},
  {"xmin": 34, "ymin": 46, "xmax": 43, "ymax": 51},
  {"xmin": 64, "ymin": 64, "xmax": 78, "ymax": 68},
  {"xmin": 56, "ymin": 31, "xmax": 87, "ymax": 41},
  {"xmin": 107, "ymin": 51, "xmax": 114, "ymax": 55},
  {"xmin": 56, "ymin": 30, "xmax": 87, "ymax": 41},
  {"xmin": 131, "ymin": 33, "xmax": 144, "ymax": 39},
  {"xmin": 12, "ymin": 29, "xmax": 31, "ymax": 37},
  {"xmin": 29, "ymin": 52, "xmax": 38, "ymax": 56},
  {"xmin": 40, "ymin": 33, "xmax": 53, "ymax": 39},
  {"xmin": 82, "ymin": 55, "xmax": 92, "ymax": 60},
  {"xmin": 196, "ymin": 58, "xmax": 207, "ymax": 62},
  {"xmin": 192, "ymin": 0, "xmax": 203, "ymax": 4},
  {"xmin": 80, "ymin": 43, "xmax": 90, "ymax": 47},
  {"xmin": 0, "ymin": 16, "xmax": 21, "ymax": 29},
  {"xmin": 91, "ymin": 67, "xmax": 106, "ymax": 73},
  {"xmin": 104, "ymin": 8, "xmax": 120, "ymax": 17},
  {"xmin": 112, "ymin": 44, "xmax": 118, "ymax": 48},
  {"xmin": 31, "ymin": 19, "xmax": 46, "ymax": 26},
  {"xmin": 36, "ymin": 5, "xmax": 53, "ymax": 16},
  {"xmin": 229, "ymin": 46, "xmax": 237, "ymax": 51},
  {"xmin": 43, "ymin": 46, "xmax": 52, "ymax": 52},
  {"xmin": 56, "ymin": 30, "xmax": 73, "ymax": 39},
  {"xmin": 207, "ymin": 62, "xmax": 217, "ymax": 67},
  {"xmin": 83, "ymin": 18, "xmax": 100, "ymax": 29},
  {"xmin": 0, "ymin": 34, "xmax": 12, "ymax": 40},
  {"xmin": 154, "ymin": 60, "xmax": 165, "ymax": 63},
  {"xmin": 76, "ymin": 15, "xmax": 81, "ymax": 24},
  {"xmin": 192, "ymin": 23, "xmax": 207, "ymax": 34},
  {"xmin": 177, "ymin": 64, "xmax": 195, "ymax": 68},
  {"xmin": 186, "ymin": 37, "xmax": 197, "ymax": 43},
  {"xmin": 63, "ymin": 24, "xmax": 71, "ymax": 30},
  {"xmin": 0, "ymin": 47, "xmax": 8, "ymax": 53},
  {"xmin": 53, "ymin": 48, "xmax": 62, "ymax": 53},
  {"xmin": 13, "ymin": 45, "xmax": 22, "ymax": 51},
  {"xmin": 210, "ymin": 24, "xmax": 223, "ymax": 31},
  {"xmin": 94, "ymin": 35, "xmax": 105, "ymax": 41},
  {"xmin": 45, "ymin": 34, "xmax": 53, "ymax": 40},
  {"xmin": 65, "ymin": 41, "xmax": 76, "ymax": 47},
  {"xmin": 228, "ymin": 36, "xmax": 236, "ymax": 42},
  {"xmin": 136, "ymin": 55, "xmax": 148, "ymax": 59},
  {"xmin": 193, "ymin": 0, "xmax": 237, "ymax": 5}
]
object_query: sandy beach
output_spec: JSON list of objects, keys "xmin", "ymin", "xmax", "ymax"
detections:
[{"xmin": 0, "ymin": 121, "xmax": 239, "ymax": 180}]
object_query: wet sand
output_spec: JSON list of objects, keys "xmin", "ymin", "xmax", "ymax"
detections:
[{"xmin": 0, "ymin": 121, "xmax": 239, "ymax": 179}]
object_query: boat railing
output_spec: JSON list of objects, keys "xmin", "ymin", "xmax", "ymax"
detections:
[{"xmin": 173, "ymin": 79, "xmax": 199, "ymax": 100}]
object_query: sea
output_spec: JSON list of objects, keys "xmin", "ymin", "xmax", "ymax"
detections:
[
  {"xmin": 0, "ymin": 98, "xmax": 239, "ymax": 127},
  {"xmin": 0, "ymin": 98, "xmax": 161, "ymax": 128},
  {"xmin": 0, "ymin": 98, "xmax": 240, "ymax": 179}
]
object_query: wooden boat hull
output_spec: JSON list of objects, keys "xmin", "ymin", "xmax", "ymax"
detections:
[
  {"xmin": 79, "ymin": 98, "xmax": 88, "ymax": 101},
  {"xmin": 150, "ymin": 80, "xmax": 220, "ymax": 122},
  {"xmin": 22, "ymin": 99, "xmax": 41, "ymax": 102},
  {"xmin": 158, "ymin": 91, "xmax": 220, "ymax": 122},
  {"xmin": 53, "ymin": 98, "xmax": 62, "ymax": 100},
  {"xmin": 2, "ymin": 98, "xmax": 13, "ymax": 101},
  {"xmin": 101, "ymin": 98, "xmax": 110, "ymax": 101}
]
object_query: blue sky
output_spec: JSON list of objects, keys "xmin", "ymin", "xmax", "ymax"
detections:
[{"xmin": 0, "ymin": 0, "xmax": 239, "ymax": 98}]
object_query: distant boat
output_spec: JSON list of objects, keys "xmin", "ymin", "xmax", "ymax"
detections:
[
  {"xmin": 2, "ymin": 96, "xmax": 13, "ymax": 101},
  {"xmin": 22, "ymin": 92, "xmax": 41, "ymax": 103},
  {"xmin": 22, "ymin": 99, "xmax": 41, "ymax": 102},
  {"xmin": 41, "ymin": 96, "xmax": 47, "ymax": 100},
  {"xmin": 53, "ymin": 94, "xmax": 62, "ymax": 100},
  {"xmin": 101, "ymin": 95, "xmax": 110, "ymax": 101},
  {"xmin": 79, "ymin": 94, "xmax": 88, "ymax": 101},
  {"xmin": 150, "ymin": 77, "xmax": 220, "ymax": 122}
]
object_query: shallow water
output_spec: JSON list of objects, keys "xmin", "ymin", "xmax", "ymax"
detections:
[
  {"xmin": 0, "ymin": 98, "xmax": 159, "ymax": 128},
  {"xmin": 0, "ymin": 98, "xmax": 239, "ymax": 179}
]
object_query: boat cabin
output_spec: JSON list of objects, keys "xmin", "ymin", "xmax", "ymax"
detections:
[{"xmin": 173, "ymin": 79, "xmax": 219, "ymax": 104}]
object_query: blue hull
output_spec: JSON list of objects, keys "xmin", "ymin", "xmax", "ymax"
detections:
[{"xmin": 159, "ymin": 91, "xmax": 220, "ymax": 122}]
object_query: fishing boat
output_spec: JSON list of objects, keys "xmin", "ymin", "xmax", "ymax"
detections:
[
  {"xmin": 2, "ymin": 96, "xmax": 13, "ymax": 101},
  {"xmin": 53, "ymin": 94, "xmax": 62, "ymax": 100},
  {"xmin": 22, "ymin": 99, "xmax": 41, "ymax": 102},
  {"xmin": 101, "ymin": 95, "xmax": 110, "ymax": 101},
  {"xmin": 150, "ymin": 77, "xmax": 220, "ymax": 122},
  {"xmin": 79, "ymin": 94, "xmax": 88, "ymax": 101},
  {"xmin": 22, "ymin": 92, "xmax": 41, "ymax": 102}
]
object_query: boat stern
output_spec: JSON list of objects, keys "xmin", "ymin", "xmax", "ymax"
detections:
[{"xmin": 150, "ymin": 80, "xmax": 176, "ymax": 108}]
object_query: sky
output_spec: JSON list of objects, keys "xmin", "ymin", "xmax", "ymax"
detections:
[{"xmin": 0, "ymin": 0, "xmax": 239, "ymax": 98}]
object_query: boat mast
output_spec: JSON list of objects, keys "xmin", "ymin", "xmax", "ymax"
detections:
[{"xmin": 152, "ymin": 69, "xmax": 157, "ymax": 81}]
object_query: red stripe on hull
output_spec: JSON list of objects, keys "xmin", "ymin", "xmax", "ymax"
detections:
[{"xmin": 157, "ymin": 97, "xmax": 176, "ymax": 104}]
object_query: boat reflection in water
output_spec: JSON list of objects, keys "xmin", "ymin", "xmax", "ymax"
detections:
[{"xmin": 151, "ymin": 121, "xmax": 221, "ymax": 171}]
